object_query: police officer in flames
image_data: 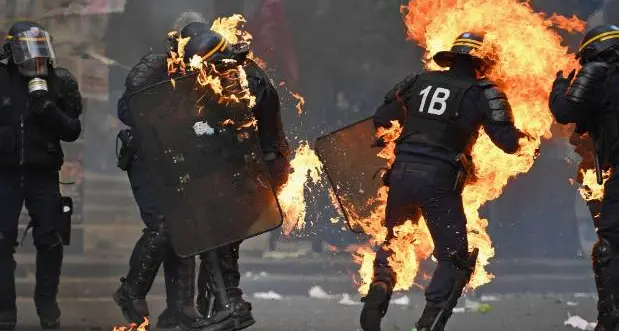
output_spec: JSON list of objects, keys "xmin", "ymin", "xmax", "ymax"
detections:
[
  {"xmin": 0, "ymin": 21, "xmax": 82, "ymax": 330},
  {"xmin": 359, "ymin": 32, "xmax": 526, "ymax": 331},
  {"xmin": 549, "ymin": 24, "xmax": 619, "ymax": 331}
]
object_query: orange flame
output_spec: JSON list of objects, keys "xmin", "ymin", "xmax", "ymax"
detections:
[
  {"xmin": 578, "ymin": 169, "xmax": 609, "ymax": 202},
  {"xmin": 278, "ymin": 141, "xmax": 324, "ymax": 235},
  {"xmin": 290, "ymin": 92, "xmax": 305, "ymax": 115},
  {"xmin": 352, "ymin": 0, "xmax": 584, "ymax": 295},
  {"xmin": 166, "ymin": 15, "xmax": 257, "ymax": 109},
  {"xmin": 112, "ymin": 317, "xmax": 149, "ymax": 331}
]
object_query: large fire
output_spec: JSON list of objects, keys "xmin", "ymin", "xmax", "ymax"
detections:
[{"xmin": 352, "ymin": 0, "xmax": 585, "ymax": 295}]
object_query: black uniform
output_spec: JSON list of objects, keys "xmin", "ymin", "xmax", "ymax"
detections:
[
  {"xmin": 195, "ymin": 52, "xmax": 290, "ymax": 331},
  {"xmin": 0, "ymin": 23, "xmax": 82, "ymax": 330},
  {"xmin": 360, "ymin": 32, "xmax": 523, "ymax": 331},
  {"xmin": 549, "ymin": 25, "xmax": 619, "ymax": 331},
  {"xmin": 115, "ymin": 51, "xmax": 213, "ymax": 330}
]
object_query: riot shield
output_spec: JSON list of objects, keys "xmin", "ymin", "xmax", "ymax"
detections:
[
  {"xmin": 315, "ymin": 117, "xmax": 389, "ymax": 233},
  {"xmin": 128, "ymin": 73, "xmax": 283, "ymax": 257}
]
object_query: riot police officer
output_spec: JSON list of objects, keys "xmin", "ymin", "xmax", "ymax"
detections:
[
  {"xmin": 113, "ymin": 18, "xmax": 213, "ymax": 331},
  {"xmin": 549, "ymin": 24, "xmax": 619, "ymax": 331},
  {"xmin": 0, "ymin": 21, "xmax": 82, "ymax": 330},
  {"xmin": 184, "ymin": 27, "xmax": 290, "ymax": 331},
  {"xmin": 359, "ymin": 32, "xmax": 525, "ymax": 331}
]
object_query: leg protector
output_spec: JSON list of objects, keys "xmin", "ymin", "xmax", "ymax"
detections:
[
  {"xmin": 199, "ymin": 249, "xmax": 254, "ymax": 331},
  {"xmin": 592, "ymin": 238, "xmax": 619, "ymax": 330},
  {"xmin": 34, "ymin": 234, "xmax": 63, "ymax": 330},
  {"xmin": 114, "ymin": 222, "xmax": 168, "ymax": 324},
  {"xmin": 0, "ymin": 233, "xmax": 16, "ymax": 330},
  {"xmin": 157, "ymin": 252, "xmax": 180, "ymax": 329},
  {"xmin": 416, "ymin": 248, "xmax": 479, "ymax": 331},
  {"xmin": 174, "ymin": 256, "xmax": 212, "ymax": 330},
  {"xmin": 360, "ymin": 256, "xmax": 397, "ymax": 331}
]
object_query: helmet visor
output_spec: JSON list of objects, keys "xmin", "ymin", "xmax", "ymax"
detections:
[{"xmin": 8, "ymin": 29, "xmax": 55, "ymax": 64}]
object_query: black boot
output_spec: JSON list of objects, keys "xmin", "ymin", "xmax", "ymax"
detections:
[
  {"xmin": 34, "ymin": 242, "xmax": 63, "ymax": 330},
  {"xmin": 114, "ymin": 224, "xmax": 168, "ymax": 325},
  {"xmin": 360, "ymin": 263, "xmax": 395, "ymax": 331},
  {"xmin": 0, "ymin": 236, "xmax": 16, "ymax": 331},
  {"xmin": 174, "ymin": 256, "xmax": 212, "ymax": 330},
  {"xmin": 199, "ymin": 247, "xmax": 254, "ymax": 331},
  {"xmin": 415, "ymin": 301, "xmax": 449, "ymax": 331},
  {"xmin": 593, "ymin": 238, "xmax": 619, "ymax": 331},
  {"xmin": 157, "ymin": 254, "xmax": 180, "ymax": 329}
]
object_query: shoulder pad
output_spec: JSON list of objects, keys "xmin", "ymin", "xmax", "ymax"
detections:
[
  {"xmin": 566, "ymin": 62, "xmax": 609, "ymax": 103},
  {"xmin": 480, "ymin": 82, "xmax": 514, "ymax": 123},
  {"xmin": 125, "ymin": 53, "xmax": 167, "ymax": 91},
  {"xmin": 54, "ymin": 67, "xmax": 83, "ymax": 118},
  {"xmin": 385, "ymin": 73, "xmax": 418, "ymax": 102}
]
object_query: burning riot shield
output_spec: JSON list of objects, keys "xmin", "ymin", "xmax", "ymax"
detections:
[
  {"xmin": 315, "ymin": 117, "xmax": 389, "ymax": 233},
  {"xmin": 127, "ymin": 73, "xmax": 283, "ymax": 257}
]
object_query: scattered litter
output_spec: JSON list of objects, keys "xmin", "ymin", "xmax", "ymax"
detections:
[
  {"xmin": 452, "ymin": 307, "xmax": 466, "ymax": 313},
  {"xmin": 339, "ymin": 294, "xmax": 362, "ymax": 306},
  {"xmin": 573, "ymin": 293, "xmax": 594, "ymax": 298},
  {"xmin": 253, "ymin": 291, "xmax": 282, "ymax": 300},
  {"xmin": 480, "ymin": 295, "xmax": 500, "ymax": 302},
  {"xmin": 477, "ymin": 304, "xmax": 492, "ymax": 313},
  {"xmin": 564, "ymin": 315, "xmax": 597, "ymax": 330},
  {"xmin": 391, "ymin": 296, "xmax": 410, "ymax": 306},
  {"xmin": 566, "ymin": 301, "xmax": 579, "ymax": 307},
  {"xmin": 464, "ymin": 299, "xmax": 480, "ymax": 310},
  {"xmin": 259, "ymin": 271, "xmax": 268, "ymax": 277},
  {"xmin": 309, "ymin": 286, "xmax": 337, "ymax": 299}
]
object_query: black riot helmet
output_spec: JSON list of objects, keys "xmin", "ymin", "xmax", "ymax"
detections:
[
  {"xmin": 433, "ymin": 32, "xmax": 489, "ymax": 70},
  {"xmin": 577, "ymin": 24, "xmax": 619, "ymax": 65},
  {"xmin": 4, "ymin": 21, "xmax": 55, "ymax": 78},
  {"xmin": 183, "ymin": 30, "xmax": 235, "ymax": 64},
  {"xmin": 168, "ymin": 22, "xmax": 210, "ymax": 55}
]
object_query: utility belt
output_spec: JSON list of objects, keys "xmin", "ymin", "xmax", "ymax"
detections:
[
  {"xmin": 379, "ymin": 152, "xmax": 472, "ymax": 193},
  {"xmin": 116, "ymin": 129, "xmax": 137, "ymax": 171}
]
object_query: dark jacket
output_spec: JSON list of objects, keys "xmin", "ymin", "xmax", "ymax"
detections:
[
  {"xmin": 374, "ymin": 65, "xmax": 523, "ymax": 165},
  {"xmin": 117, "ymin": 53, "xmax": 290, "ymax": 184},
  {"xmin": 549, "ymin": 64, "xmax": 619, "ymax": 165},
  {"xmin": 0, "ymin": 64, "xmax": 82, "ymax": 171}
]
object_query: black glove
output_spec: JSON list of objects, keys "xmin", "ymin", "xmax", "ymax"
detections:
[
  {"xmin": 29, "ymin": 91, "xmax": 58, "ymax": 120},
  {"xmin": 552, "ymin": 69, "xmax": 576, "ymax": 91}
]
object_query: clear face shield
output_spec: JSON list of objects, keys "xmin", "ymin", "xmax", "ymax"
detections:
[{"xmin": 8, "ymin": 28, "xmax": 56, "ymax": 78}]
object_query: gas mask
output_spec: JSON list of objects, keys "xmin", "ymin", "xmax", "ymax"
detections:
[{"xmin": 7, "ymin": 26, "xmax": 56, "ymax": 94}]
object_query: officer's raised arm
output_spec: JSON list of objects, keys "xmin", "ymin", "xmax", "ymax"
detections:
[
  {"xmin": 549, "ymin": 63, "xmax": 608, "ymax": 124},
  {"xmin": 373, "ymin": 73, "xmax": 418, "ymax": 129},
  {"xmin": 478, "ymin": 80, "xmax": 524, "ymax": 154}
]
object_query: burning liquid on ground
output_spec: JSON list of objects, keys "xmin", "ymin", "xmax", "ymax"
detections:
[
  {"xmin": 112, "ymin": 318, "xmax": 149, "ymax": 331},
  {"xmin": 350, "ymin": 0, "xmax": 585, "ymax": 295}
]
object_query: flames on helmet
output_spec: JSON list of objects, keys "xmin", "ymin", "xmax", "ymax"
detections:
[{"xmin": 351, "ymin": 0, "xmax": 585, "ymax": 295}]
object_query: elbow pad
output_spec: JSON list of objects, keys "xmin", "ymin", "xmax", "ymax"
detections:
[
  {"xmin": 480, "ymin": 80, "xmax": 514, "ymax": 123},
  {"xmin": 566, "ymin": 62, "xmax": 608, "ymax": 103}
]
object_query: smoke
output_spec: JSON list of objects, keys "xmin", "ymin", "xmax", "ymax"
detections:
[{"xmin": 172, "ymin": 11, "xmax": 207, "ymax": 32}]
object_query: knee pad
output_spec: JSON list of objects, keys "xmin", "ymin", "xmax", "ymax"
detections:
[{"xmin": 593, "ymin": 238, "xmax": 613, "ymax": 269}]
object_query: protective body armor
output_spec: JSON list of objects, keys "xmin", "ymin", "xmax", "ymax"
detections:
[{"xmin": 397, "ymin": 72, "xmax": 476, "ymax": 153}]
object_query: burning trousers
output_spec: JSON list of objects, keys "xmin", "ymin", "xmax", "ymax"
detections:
[
  {"xmin": 368, "ymin": 159, "xmax": 470, "ymax": 329},
  {"xmin": 592, "ymin": 171, "xmax": 619, "ymax": 329},
  {"xmin": 0, "ymin": 171, "xmax": 64, "ymax": 329}
]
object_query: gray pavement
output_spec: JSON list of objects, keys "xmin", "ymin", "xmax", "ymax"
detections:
[{"xmin": 10, "ymin": 293, "xmax": 600, "ymax": 331}]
